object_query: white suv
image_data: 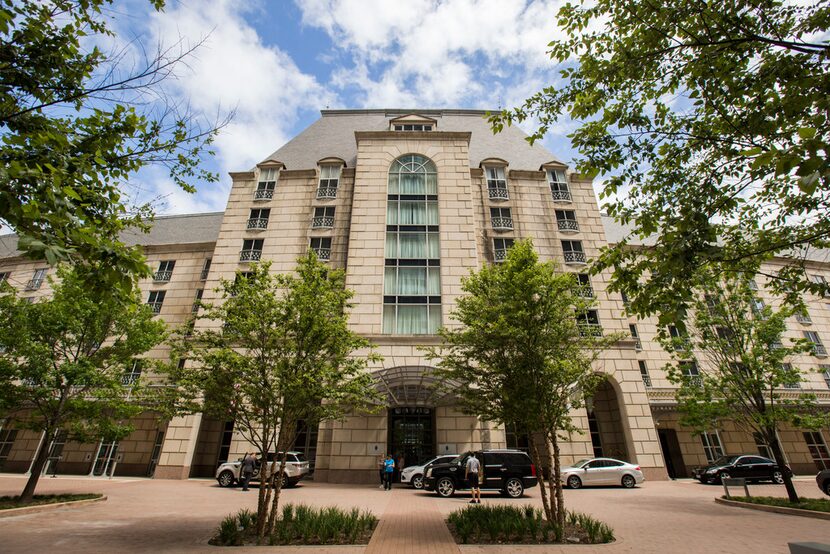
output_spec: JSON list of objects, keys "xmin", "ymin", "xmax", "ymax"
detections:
[
  {"xmin": 215, "ymin": 451, "xmax": 310, "ymax": 488},
  {"xmin": 401, "ymin": 455, "xmax": 457, "ymax": 489}
]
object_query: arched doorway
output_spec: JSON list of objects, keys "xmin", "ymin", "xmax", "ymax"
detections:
[{"xmin": 587, "ymin": 379, "xmax": 630, "ymax": 461}]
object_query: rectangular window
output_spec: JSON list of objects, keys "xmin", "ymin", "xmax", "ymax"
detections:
[
  {"xmin": 621, "ymin": 291, "xmax": 630, "ymax": 308},
  {"xmin": 153, "ymin": 260, "xmax": 175, "ymax": 282},
  {"xmin": 804, "ymin": 431, "xmax": 830, "ymax": 470},
  {"xmin": 490, "ymin": 207, "xmax": 513, "ymax": 230},
  {"xmin": 576, "ymin": 273, "xmax": 593, "ymax": 297},
  {"xmin": 0, "ymin": 272, "xmax": 8, "ymax": 283},
  {"xmin": 122, "ymin": 360, "xmax": 142, "ymax": 386},
  {"xmin": 821, "ymin": 365, "xmax": 830, "ymax": 389},
  {"xmin": 247, "ymin": 208, "xmax": 270, "ymax": 230},
  {"xmin": 386, "ymin": 200, "xmax": 438, "ymax": 225},
  {"xmin": 810, "ymin": 274, "xmax": 828, "ymax": 297},
  {"xmin": 310, "ymin": 237, "xmax": 332, "ymax": 261},
  {"xmin": 240, "ymin": 239, "xmax": 263, "ymax": 262},
  {"xmin": 555, "ymin": 209, "xmax": 579, "ymax": 232},
  {"xmin": 255, "ymin": 168, "xmax": 277, "ymax": 199},
  {"xmin": 385, "ymin": 232, "xmax": 440, "ymax": 259},
  {"xmin": 548, "ymin": 169, "xmax": 571, "ymax": 201},
  {"xmin": 394, "ymin": 123, "xmax": 432, "ymax": 131},
  {"xmin": 485, "ymin": 166, "xmax": 508, "ymax": 200},
  {"xmin": 26, "ymin": 268, "xmax": 47, "ymax": 290},
  {"xmin": 384, "ymin": 266, "xmax": 441, "ymax": 296},
  {"xmin": 804, "ymin": 331, "xmax": 827, "ymax": 357},
  {"xmin": 587, "ymin": 410, "xmax": 603, "ymax": 457},
  {"xmin": 795, "ymin": 309, "xmax": 812, "ymax": 324},
  {"xmin": 680, "ymin": 360, "xmax": 702, "ymax": 387},
  {"xmin": 577, "ymin": 309, "xmax": 602, "ymax": 336},
  {"xmin": 700, "ymin": 431, "xmax": 724, "ymax": 463},
  {"xmin": 201, "ymin": 258, "xmax": 212, "ymax": 281},
  {"xmin": 493, "ymin": 238, "xmax": 515, "ymax": 262},
  {"xmin": 752, "ymin": 433, "xmax": 773, "ymax": 460},
  {"xmin": 147, "ymin": 291, "xmax": 165, "ymax": 314},
  {"xmin": 780, "ymin": 363, "xmax": 801, "ymax": 388},
  {"xmin": 0, "ymin": 428, "xmax": 18, "ymax": 468},
  {"xmin": 192, "ymin": 289, "xmax": 203, "ymax": 314},
  {"xmin": 748, "ymin": 279, "xmax": 759, "ymax": 290},
  {"xmin": 630, "ymin": 324, "xmax": 641, "ymax": 350},
  {"xmin": 316, "ymin": 165, "xmax": 341, "ymax": 199},
  {"xmin": 382, "ymin": 303, "xmax": 441, "ymax": 334},
  {"xmin": 312, "ymin": 206, "xmax": 335, "ymax": 228},
  {"xmin": 750, "ymin": 298, "xmax": 766, "ymax": 318},
  {"xmin": 561, "ymin": 240, "xmax": 586, "ymax": 264},
  {"xmin": 638, "ymin": 360, "xmax": 651, "ymax": 387}
]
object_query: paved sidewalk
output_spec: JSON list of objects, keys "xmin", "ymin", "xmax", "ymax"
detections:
[{"xmin": 366, "ymin": 489, "xmax": 459, "ymax": 554}]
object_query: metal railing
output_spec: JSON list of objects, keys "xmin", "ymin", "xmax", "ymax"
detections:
[
  {"xmin": 576, "ymin": 285, "xmax": 594, "ymax": 298},
  {"xmin": 579, "ymin": 324, "xmax": 603, "ymax": 337},
  {"xmin": 494, "ymin": 249, "xmax": 508, "ymax": 262},
  {"xmin": 491, "ymin": 217, "xmax": 513, "ymax": 230},
  {"xmin": 796, "ymin": 313, "xmax": 812, "ymax": 324},
  {"xmin": 557, "ymin": 219, "xmax": 579, "ymax": 232},
  {"xmin": 312, "ymin": 248, "xmax": 331, "ymax": 261},
  {"xmin": 200, "ymin": 268, "xmax": 209, "ymax": 280},
  {"xmin": 488, "ymin": 187, "xmax": 509, "ymax": 200},
  {"xmin": 153, "ymin": 270, "xmax": 172, "ymax": 282},
  {"xmin": 551, "ymin": 189, "xmax": 572, "ymax": 202},
  {"xmin": 239, "ymin": 249, "xmax": 262, "ymax": 262},
  {"xmin": 563, "ymin": 251, "xmax": 586, "ymax": 264},
  {"xmin": 312, "ymin": 216, "xmax": 335, "ymax": 228},
  {"xmin": 246, "ymin": 217, "xmax": 269, "ymax": 230},
  {"xmin": 121, "ymin": 374, "xmax": 140, "ymax": 386},
  {"xmin": 316, "ymin": 186, "xmax": 338, "ymax": 199},
  {"xmin": 641, "ymin": 375, "xmax": 652, "ymax": 388},
  {"xmin": 147, "ymin": 302, "xmax": 163, "ymax": 314},
  {"xmin": 813, "ymin": 343, "xmax": 828, "ymax": 357},
  {"xmin": 253, "ymin": 189, "xmax": 273, "ymax": 200},
  {"xmin": 25, "ymin": 279, "xmax": 43, "ymax": 290},
  {"xmin": 634, "ymin": 338, "xmax": 642, "ymax": 351}
]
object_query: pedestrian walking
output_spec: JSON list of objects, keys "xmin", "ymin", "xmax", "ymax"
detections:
[
  {"xmin": 377, "ymin": 453, "xmax": 386, "ymax": 489},
  {"xmin": 465, "ymin": 453, "xmax": 481, "ymax": 503},
  {"xmin": 383, "ymin": 454, "xmax": 395, "ymax": 490},
  {"xmin": 241, "ymin": 452, "xmax": 255, "ymax": 491}
]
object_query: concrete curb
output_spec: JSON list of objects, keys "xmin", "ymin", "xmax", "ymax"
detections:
[
  {"xmin": 715, "ymin": 497, "xmax": 830, "ymax": 520},
  {"xmin": 0, "ymin": 495, "xmax": 106, "ymax": 518}
]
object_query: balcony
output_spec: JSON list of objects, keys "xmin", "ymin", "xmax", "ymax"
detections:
[
  {"xmin": 147, "ymin": 302, "xmax": 163, "ymax": 314},
  {"xmin": 494, "ymin": 249, "xmax": 508, "ymax": 263},
  {"xmin": 153, "ymin": 270, "xmax": 172, "ymax": 282},
  {"xmin": 557, "ymin": 219, "xmax": 579, "ymax": 233},
  {"xmin": 813, "ymin": 343, "xmax": 828, "ymax": 357},
  {"xmin": 551, "ymin": 189, "xmax": 572, "ymax": 202},
  {"xmin": 25, "ymin": 279, "xmax": 44, "ymax": 290},
  {"xmin": 579, "ymin": 324, "xmax": 603, "ymax": 337},
  {"xmin": 686, "ymin": 375, "xmax": 703, "ymax": 387},
  {"xmin": 121, "ymin": 374, "xmax": 140, "ymax": 386},
  {"xmin": 239, "ymin": 249, "xmax": 262, "ymax": 262},
  {"xmin": 634, "ymin": 338, "xmax": 642, "ymax": 351},
  {"xmin": 191, "ymin": 302, "xmax": 200, "ymax": 314},
  {"xmin": 316, "ymin": 186, "xmax": 338, "ymax": 199},
  {"xmin": 488, "ymin": 187, "xmax": 509, "ymax": 200},
  {"xmin": 246, "ymin": 217, "xmax": 269, "ymax": 230},
  {"xmin": 253, "ymin": 189, "xmax": 273, "ymax": 201},
  {"xmin": 576, "ymin": 285, "xmax": 594, "ymax": 298},
  {"xmin": 312, "ymin": 216, "xmax": 335, "ymax": 229},
  {"xmin": 200, "ymin": 268, "xmax": 209, "ymax": 280},
  {"xmin": 796, "ymin": 313, "xmax": 812, "ymax": 324},
  {"xmin": 312, "ymin": 248, "xmax": 331, "ymax": 261},
  {"xmin": 491, "ymin": 217, "xmax": 513, "ymax": 230},
  {"xmin": 563, "ymin": 250, "xmax": 587, "ymax": 264},
  {"xmin": 641, "ymin": 375, "xmax": 652, "ymax": 388}
]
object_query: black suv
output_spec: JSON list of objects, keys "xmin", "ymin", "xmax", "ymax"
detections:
[
  {"xmin": 692, "ymin": 455, "xmax": 791, "ymax": 485},
  {"xmin": 423, "ymin": 450, "xmax": 538, "ymax": 498}
]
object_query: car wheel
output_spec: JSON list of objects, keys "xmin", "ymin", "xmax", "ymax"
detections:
[
  {"xmin": 504, "ymin": 477, "xmax": 524, "ymax": 498},
  {"xmin": 217, "ymin": 470, "xmax": 235, "ymax": 488},
  {"xmin": 772, "ymin": 471, "xmax": 784, "ymax": 484},
  {"xmin": 719, "ymin": 471, "xmax": 731, "ymax": 483},
  {"xmin": 621, "ymin": 474, "xmax": 636, "ymax": 488},
  {"xmin": 436, "ymin": 477, "xmax": 455, "ymax": 498},
  {"xmin": 567, "ymin": 475, "xmax": 582, "ymax": 489},
  {"xmin": 412, "ymin": 474, "xmax": 424, "ymax": 489}
]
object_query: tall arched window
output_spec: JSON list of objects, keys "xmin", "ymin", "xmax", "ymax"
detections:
[{"xmin": 383, "ymin": 155, "xmax": 441, "ymax": 334}]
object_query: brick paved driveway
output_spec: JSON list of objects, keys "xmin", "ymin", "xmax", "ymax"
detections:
[{"xmin": 0, "ymin": 473, "xmax": 827, "ymax": 553}]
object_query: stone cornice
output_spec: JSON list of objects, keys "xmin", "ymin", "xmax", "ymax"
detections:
[
  {"xmin": 355, "ymin": 131, "xmax": 472, "ymax": 142},
  {"xmin": 229, "ymin": 171, "xmax": 255, "ymax": 181}
]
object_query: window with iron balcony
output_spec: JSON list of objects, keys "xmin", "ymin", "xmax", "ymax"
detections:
[
  {"xmin": 247, "ymin": 208, "xmax": 270, "ymax": 230},
  {"xmin": 485, "ymin": 166, "xmax": 508, "ymax": 200},
  {"xmin": 239, "ymin": 239, "xmax": 263, "ymax": 262},
  {"xmin": 153, "ymin": 260, "xmax": 175, "ymax": 282},
  {"xmin": 200, "ymin": 258, "xmax": 211, "ymax": 280},
  {"xmin": 680, "ymin": 360, "xmax": 702, "ymax": 387},
  {"xmin": 192, "ymin": 289, "xmax": 203, "ymax": 314},
  {"xmin": 310, "ymin": 237, "xmax": 331, "ymax": 261},
  {"xmin": 490, "ymin": 207, "xmax": 513, "ymax": 230},
  {"xmin": 780, "ymin": 363, "xmax": 801, "ymax": 389},
  {"xmin": 795, "ymin": 309, "xmax": 812, "ymax": 324},
  {"xmin": 804, "ymin": 331, "xmax": 827, "ymax": 357},
  {"xmin": 147, "ymin": 290, "xmax": 165, "ymax": 314},
  {"xmin": 312, "ymin": 206, "xmax": 335, "ymax": 228},
  {"xmin": 576, "ymin": 309, "xmax": 602, "ymax": 336},
  {"xmin": 493, "ymin": 238, "xmax": 514, "ymax": 262},
  {"xmin": 630, "ymin": 324, "xmax": 641, "ymax": 350},
  {"xmin": 576, "ymin": 273, "xmax": 594, "ymax": 297},
  {"xmin": 555, "ymin": 209, "xmax": 579, "ymax": 232},
  {"xmin": 254, "ymin": 167, "xmax": 278, "ymax": 200},
  {"xmin": 638, "ymin": 360, "xmax": 652, "ymax": 387},
  {"xmin": 561, "ymin": 240, "xmax": 586, "ymax": 264},
  {"xmin": 548, "ymin": 169, "xmax": 571, "ymax": 202},
  {"xmin": 26, "ymin": 268, "xmax": 47, "ymax": 290},
  {"xmin": 122, "ymin": 360, "xmax": 142, "ymax": 386},
  {"xmin": 668, "ymin": 324, "xmax": 691, "ymax": 352},
  {"xmin": 316, "ymin": 165, "xmax": 340, "ymax": 199}
]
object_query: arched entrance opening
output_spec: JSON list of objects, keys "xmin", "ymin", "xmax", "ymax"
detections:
[{"xmin": 587, "ymin": 379, "xmax": 630, "ymax": 461}]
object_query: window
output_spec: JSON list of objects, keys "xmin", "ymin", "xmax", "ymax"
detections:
[
  {"xmin": 247, "ymin": 208, "xmax": 270, "ymax": 230},
  {"xmin": 555, "ymin": 209, "xmax": 579, "ymax": 232},
  {"xmin": 638, "ymin": 360, "xmax": 651, "ymax": 387},
  {"xmin": 122, "ymin": 360, "xmax": 142, "ymax": 386},
  {"xmin": 0, "ymin": 428, "xmax": 17, "ymax": 468},
  {"xmin": 310, "ymin": 237, "xmax": 332, "ymax": 261},
  {"xmin": 576, "ymin": 273, "xmax": 594, "ymax": 297},
  {"xmin": 621, "ymin": 291, "xmax": 630, "ymax": 308},
  {"xmin": 795, "ymin": 309, "xmax": 812, "ymax": 324},
  {"xmin": 200, "ymin": 258, "xmax": 212, "ymax": 281},
  {"xmin": 810, "ymin": 274, "xmax": 828, "ymax": 297},
  {"xmin": 821, "ymin": 365, "xmax": 830, "ymax": 389},
  {"xmin": 312, "ymin": 207, "xmax": 335, "ymax": 228},
  {"xmin": 255, "ymin": 167, "xmax": 277, "ymax": 200},
  {"xmin": 562, "ymin": 240, "xmax": 586, "ymax": 264},
  {"xmin": 490, "ymin": 207, "xmax": 513, "ymax": 230},
  {"xmin": 753, "ymin": 433, "xmax": 773, "ymax": 460},
  {"xmin": 0, "ymin": 272, "xmax": 8, "ymax": 283},
  {"xmin": 240, "ymin": 239, "xmax": 263, "ymax": 262},
  {"xmin": 493, "ymin": 238, "xmax": 514, "ymax": 262},
  {"xmin": 147, "ymin": 291, "xmax": 165, "ymax": 314},
  {"xmin": 700, "ymin": 431, "xmax": 724, "ymax": 463},
  {"xmin": 505, "ymin": 423, "xmax": 530, "ymax": 453},
  {"xmin": 485, "ymin": 166, "xmax": 508, "ymax": 200},
  {"xmin": 587, "ymin": 411, "xmax": 603, "ymax": 457},
  {"xmin": 668, "ymin": 325, "xmax": 690, "ymax": 351},
  {"xmin": 804, "ymin": 431, "xmax": 830, "ymax": 470},
  {"xmin": 394, "ymin": 123, "xmax": 432, "ymax": 131},
  {"xmin": 383, "ymin": 155, "xmax": 442, "ymax": 335},
  {"xmin": 26, "ymin": 268, "xmax": 47, "ymax": 290},
  {"xmin": 680, "ymin": 360, "xmax": 702, "ymax": 387},
  {"xmin": 548, "ymin": 169, "xmax": 570, "ymax": 201},
  {"xmin": 704, "ymin": 294, "xmax": 718, "ymax": 315},
  {"xmin": 804, "ymin": 331, "xmax": 827, "ymax": 357},
  {"xmin": 192, "ymin": 289, "xmax": 203, "ymax": 314},
  {"xmin": 153, "ymin": 260, "xmax": 175, "ymax": 282},
  {"xmin": 630, "ymin": 324, "xmax": 641, "ymax": 350},
  {"xmin": 748, "ymin": 278, "xmax": 759, "ymax": 291},
  {"xmin": 780, "ymin": 363, "xmax": 801, "ymax": 389},
  {"xmin": 316, "ymin": 165, "xmax": 341, "ymax": 199},
  {"xmin": 231, "ymin": 271, "xmax": 255, "ymax": 296},
  {"xmin": 750, "ymin": 298, "xmax": 766, "ymax": 318},
  {"xmin": 576, "ymin": 309, "xmax": 602, "ymax": 336}
]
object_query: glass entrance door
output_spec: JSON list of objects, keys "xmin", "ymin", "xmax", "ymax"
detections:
[{"xmin": 387, "ymin": 407, "xmax": 434, "ymax": 469}]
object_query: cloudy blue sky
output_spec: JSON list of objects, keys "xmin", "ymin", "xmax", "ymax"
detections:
[{"xmin": 111, "ymin": 0, "xmax": 575, "ymax": 215}]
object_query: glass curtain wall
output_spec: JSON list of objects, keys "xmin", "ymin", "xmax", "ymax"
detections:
[{"xmin": 383, "ymin": 155, "xmax": 441, "ymax": 334}]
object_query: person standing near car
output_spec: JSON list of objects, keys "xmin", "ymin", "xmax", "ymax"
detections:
[
  {"xmin": 241, "ymin": 452, "xmax": 255, "ymax": 491},
  {"xmin": 383, "ymin": 454, "xmax": 395, "ymax": 491},
  {"xmin": 465, "ymin": 453, "xmax": 481, "ymax": 504},
  {"xmin": 377, "ymin": 454, "xmax": 386, "ymax": 489}
]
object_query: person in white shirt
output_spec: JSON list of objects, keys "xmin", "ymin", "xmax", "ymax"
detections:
[{"xmin": 465, "ymin": 453, "xmax": 482, "ymax": 504}]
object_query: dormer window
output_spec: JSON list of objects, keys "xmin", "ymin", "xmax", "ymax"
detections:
[
  {"xmin": 548, "ymin": 169, "xmax": 571, "ymax": 202},
  {"xmin": 389, "ymin": 114, "xmax": 437, "ymax": 132},
  {"xmin": 485, "ymin": 166, "xmax": 508, "ymax": 200},
  {"xmin": 255, "ymin": 167, "xmax": 278, "ymax": 200},
  {"xmin": 394, "ymin": 124, "xmax": 432, "ymax": 131},
  {"xmin": 317, "ymin": 165, "xmax": 341, "ymax": 199}
]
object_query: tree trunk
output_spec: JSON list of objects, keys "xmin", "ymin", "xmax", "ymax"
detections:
[
  {"xmin": 19, "ymin": 428, "xmax": 52, "ymax": 504},
  {"xmin": 529, "ymin": 436, "xmax": 553, "ymax": 524},
  {"xmin": 768, "ymin": 430, "xmax": 799, "ymax": 503},
  {"xmin": 266, "ymin": 450, "xmax": 290, "ymax": 536},
  {"xmin": 256, "ymin": 446, "xmax": 273, "ymax": 541},
  {"xmin": 551, "ymin": 433, "xmax": 565, "ymax": 530}
]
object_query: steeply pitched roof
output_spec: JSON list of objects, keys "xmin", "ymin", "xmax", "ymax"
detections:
[{"xmin": 261, "ymin": 109, "xmax": 565, "ymax": 171}]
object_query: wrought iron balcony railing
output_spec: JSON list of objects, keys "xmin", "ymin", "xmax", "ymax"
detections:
[
  {"xmin": 312, "ymin": 216, "xmax": 335, "ymax": 229},
  {"xmin": 239, "ymin": 249, "xmax": 262, "ymax": 262},
  {"xmin": 121, "ymin": 374, "xmax": 140, "ymax": 386},
  {"xmin": 557, "ymin": 219, "xmax": 580, "ymax": 233},
  {"xmin": 491, "ymin": 217, "xmax": 513, "ymax": 230},
  {"xmin": 494, "ymin": 249, "xmax": 508, "ymax": 262},
  {"xmin": 563, "ymin": 251, "xmax": 587, "ymax": 264},
  {"xmin": 576, "ymin": 285, "xmax": 594, "ymax": 298},
  {"xmin": 253, "ymin": 189, "xmax": 274, "ymax": 201},
  {"xmin": 796, "ymin": 313, "xmax": 812, "ymax": 324},
  {"xmin": 813, "ymin": 343, "xmax": 828, "ymax": 357},
  {"xmin": 200, "ymin": 268, "xmax": 209, "ymax": 280},
  {"xmin": 312, "ymin": 248, "xmax": 331, "ymax": 261},
  {"xmin": 488, "ymin": 187, "xmax": 509, "ymax": 200},
  {"xmin": 578, "ymin": 324, "xmax": 603, "ymax": 337},
  {"xmin": 147, "ymin": 302, "xmax": 163, "ymax": 314},
  {"xmin": 153, "ymin": 270, "xmax": 172, "ymax": 282},
  {"xmin": 316, "ymin": 186, "xmax": 338, "ymax": 199},
  {"xmin": 246, "ymin": 217, "xmax": 269, "ymax": 230},
  {"xmin": 551, "ymin": 189, "xmax": 572, "ymax": 202},
  {"xmin": 25, "ymin": 279, "xmax": 43, "ymax": 290},
  {"xmin": 641, "ymin": 375, "xmax": 652, "ymax": 388}
]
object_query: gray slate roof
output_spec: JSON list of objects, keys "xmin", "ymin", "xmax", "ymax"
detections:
[{"xmin": 261, "ymin": 109, "xmax": 564, "ymax": 170}]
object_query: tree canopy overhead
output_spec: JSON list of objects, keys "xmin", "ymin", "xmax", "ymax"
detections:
[
  {"xmin": 0, "ymin": 0, "xmax": 226, "ymax": 290},
  {"xmin": 490, "ymin": 0, "xmax": 830, "ymax": 323}
]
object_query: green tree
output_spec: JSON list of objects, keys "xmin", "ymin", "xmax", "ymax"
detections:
[
  {"xmin": 165, "ymin": 255, "xmax": 382, "ymax": 541},
  {"xmin": 661, "ymin": 272, "xmax": 827, "ymax": 502},
  {"xmin": 489, "ymin": 0, "xmax": 830, "ymax": 323},
  {"xmin": 428, "ymin": 240, "xmax": 619, "ymax": 530},
  {"xmin": 0, "ymin": 0, "xmax": 225, "ymax": 290},
  {"xmin": 0, "ymin": 265, "xmax": 167, "ymax": 503}
]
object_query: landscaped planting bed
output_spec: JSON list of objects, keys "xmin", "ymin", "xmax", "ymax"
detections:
[
  {"xmin": 446, "ymin": 504, "xmax": 614, "ymax": 545},
  {"xmin": 725, "ymin": 496, "xmax": 830, "ymax": 513},
  {"xmin": 0, "ymin": 493, "xmax": 102, "ymax": 510},
  {"xmin": 210, "ymin": 504, "xmax": 377, "ymax": 546}
]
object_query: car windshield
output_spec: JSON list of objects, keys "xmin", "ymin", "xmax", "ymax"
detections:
[
  {"xmin": 711, "ymin": 456, "xmax": 740, "ymax": 466},
  {"xmin": 572, "ymin": 459, "xmax": 592, "ymax": 468},
  {"xmin": 293, "ymin": 453, "xmax": 307, "ymax": 462}
]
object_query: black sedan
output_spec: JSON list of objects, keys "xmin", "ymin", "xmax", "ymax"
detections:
[
  {"xmin": 692, "ymin": 455, "xmax": 790, "ymax": 485},
  {"xmin": 818, "ymin": 469, "xmax": 830, "ymax": 496}
]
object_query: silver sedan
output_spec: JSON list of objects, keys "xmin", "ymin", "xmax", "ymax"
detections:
[{"xmin": 561, "ymin": 457, "xmax": 645, "ymax": 489}]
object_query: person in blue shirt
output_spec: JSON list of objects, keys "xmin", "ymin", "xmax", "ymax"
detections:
[{"xmin": 383, "ymin": 455, "xmax": 395, "ymax": 490}]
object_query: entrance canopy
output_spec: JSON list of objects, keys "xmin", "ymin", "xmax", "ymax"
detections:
[{"xmin": 374, "ymin": 365, "xmax": 451, "ymax": 407}]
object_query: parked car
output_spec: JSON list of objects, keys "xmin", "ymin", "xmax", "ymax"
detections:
[
  {"xmin": 215, "ymin": 451, "xmax": 310, "ymax": 488},
  {"xmin": 817, "ymin": 469, "xmax": 830, "ymax": 496},
  {"xmin": 401, "ymin": 455, "xmax": 457, "ymax": 489},
  {"xmin": 423, "ymin": 449, "xmax": 538, "ymax": 498},
  {"xmin": 692, "ymin": 455, "xmax": 790, "ymax": 485},
  {"xmin": 561, "ymin": 457, "xmax": 645, "ymax": 489}
]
